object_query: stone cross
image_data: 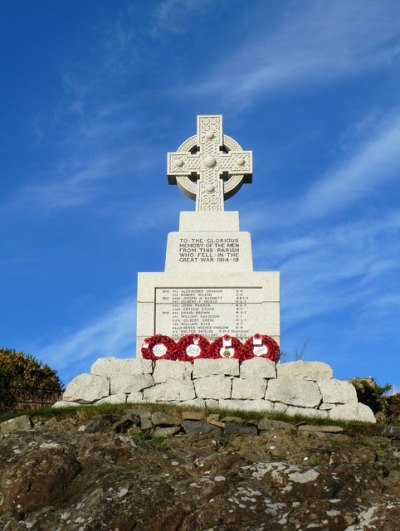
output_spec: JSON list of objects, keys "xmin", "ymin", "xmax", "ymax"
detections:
[{"xmin": 167, "ymin": 115, "xmax": 252, "ymax": 211}]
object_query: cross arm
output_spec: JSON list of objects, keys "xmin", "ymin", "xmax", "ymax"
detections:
[
  {"xmin": 218, "ymin": 150, "xmax": 253, "ymax": 175},
  {"xmin": 167, "ymin": 152, "xmax": 201, "ymax": 183}
]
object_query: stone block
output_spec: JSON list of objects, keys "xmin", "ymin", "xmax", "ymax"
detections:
[
  {"xmin": 205, "ymin": 399, "xmax": 219, "ymax": 408},
  {"xmin": 317, "ymin": 379, "xmax": 358, "ymax": 404},
  {"xmin": 152, "ymin": 426, "xmax": 181, "ymax": 437},
  {"xmin": 231, "ymin": 377, "xmax": 267, "ymax": 399},
  {"xmin": 178, "ymin": 399, "xmax": 206, "ymax": 408},
  {"xmin": 91, "ymin": 357, "xmax": 152, "ymax": 377},
  {"xmin": 0, "ymin": 415, "xmax": 32, "ymax": 434},
  {"xmin": 143, "ymin": 379, "xmax": 196, "ymax": 402},
  {"xmin": 182, "ymin": 420, "xmax": 222, "ymax": 435},
  {"xmin": 95, "ymin": 393, "xmax": 127, "ymax": 405},
  {"xmin": 240, "ymin": 357, "xmax": 276, "ymax": 379},
  {"xmin": 111, "ymin": 374, "xmax": 154, "ymax": 394},
  {"xmin": 182, "ymin": 411, "xmax": 205, "ymax": 420},
  {"xmin": 194, "ymin": 375, "xmax": 232, "ymax": 399},
  {"xmin": 273, "ymin": 402, "xmax": 288, "ymax": 413},
  {"xmin": 224, "ymin": 422, "xmax": 258, "ymax": 436},
  {"xmin": 52, "ymin": 401, "xmax": 81, "ymax": 408},
  {"xmin": 193, "ymin": 358, "xmax": 239, "ymax": 378},
  {"xmin": 277, "ymin": 361, "xmax": 333, "ymax": 381},
  {"xmin": 319, "ymin": 403, "xmax": 335, "ymax": 410},
  {"xmin": 126, "ymin": 391, "xmax": 144, "ymax": 403},
  {"xmin": 153, "ymin": 360, "xmax": 192, "ymax": 383},
  {"xmin": 218, "ymin": 399, "xmax": 274, "ymax": 412},
  {"xmin": 265, "ymin": 379, "xmax": 322, "ymax": 408},
  {"xmin": 63, "ymin": 374, "xmax": 110, "ymax": 404},
  {"xmin": 257, "ymin": 418, "xmax": 294, "ymax": 431},
  {"xmin": 329, "ymin": 403, "xmax": 376, "ymax": 423},
  {"xmin": 124, "ymin": 408, "xmax": 151, "ymax": 430},
  {"xmin": 151, "ymin": 411, "xmax": 181, "ymax": 426},
  {"xmin": 286, "ymin": 406, "xmax": 328, "ymax": 419}
]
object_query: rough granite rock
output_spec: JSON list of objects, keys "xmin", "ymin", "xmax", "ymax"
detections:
[
  {"xmin": 194, "ymin": 375, "xmax": 232, "ymax": 400},
  {"xmin": 143, "ymin": 379, "xmax": 196, "ymax": 402},
  {"xmin": 317, "ymin": 379, "xmax": 358, "ymax": 404},
  {"xmin": 0, "ymin": 415, "xmax": 32, "ymax": 434},
  {"xmin": 192, "ymin": 358, "xmax": 239, "ymax": 378},
  {"xmin": 95, "ymin": 393, "xmax": 128, "ymax": 405},
  {"xmin": 125, "ymin": 391, "xmax": 144, "ymax": 404},
  {"xmin": 240, "ymin": 357, "xmax": 276, "ymax": 379},
  {"xmin": 266, "ymin": 379, "xmax": 322, "ymax": 408},
  {"xmin": 329, "ymin": 402, "xmax": 376, "ymax": 423},
  {"xmin": 277, "ymin": 360, "xmax": 333, "ymax": 381},
  {"xmin": 153, "ymin": 359, "xmax": 193, "ymax": 383},
  {"xmin": 52, "ymin": 400, "xmax": 81, "ymax": 408},
  {"xmin": 286, "ymin": 406, "xmax": 328, "ymax": 419},
  {"xmin": 110, "ymin": 373, "xmax": 154, "ymax": 394},
  {"xmin": 218, "ymin": 399, "xmax": 275, "ymax": 412},
  {"xmin": 151, "ymin": 411, "xmax": 181, "ymax": 427},
  {"xmin": 63, "ymin": 374, "xmax": 110, "ymax": 403},
  {"xmin": 231, "ymin": 377, "xmax": 267, "ymax": 400},
  {"xmin": 91, "ymin": 356, "xmax": 152, "ymax": 376},
  {"xmin": 181, "ymin": 420, "xmax": 222, "ymax": 435}
]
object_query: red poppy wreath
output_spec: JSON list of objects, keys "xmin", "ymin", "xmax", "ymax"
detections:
[
  {"xmin": 175, "ymin": 334, "xmax": 210, "ymax": 363},
  {"xmin": 141, "ymin": 334, "xmax": 177, "ymax": 361},
  {"xmin": 242, "ymin": 333, "xmax": 280, "ymax": 362},
  {"xmin": 207, "ymin": 334, "xmax": 244, "ymax": 360}
]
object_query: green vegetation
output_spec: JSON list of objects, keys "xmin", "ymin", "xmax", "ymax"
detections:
[
  {"xmin": 0, "ymin": 348, "xmax": 63, "ymax": 412},
  {"xmin": 351, "ymin": 377, "xmax": 400, "ymax": 423}
]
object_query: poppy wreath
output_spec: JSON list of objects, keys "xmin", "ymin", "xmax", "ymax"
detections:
[
  {"xmin": 141, "ymin": 334, "xmax": 177, "ymax": 361},
  {"xmin": 242, "ymin": 333, "xmax": 280, "ymax": 362},
  {"xmin": 207, "ymin": 334, "xmax": 244, "ymax": 360},
  {"xmin": 175, "ymin": 334, "xmax": 210, "ymax": 363}
]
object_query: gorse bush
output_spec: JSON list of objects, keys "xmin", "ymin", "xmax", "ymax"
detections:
[{"xmin": 0, "ymin": 348, "xmax": 63, "ymax": 411}]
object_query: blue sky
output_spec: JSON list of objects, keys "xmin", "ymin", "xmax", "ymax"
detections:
[{"xmin": 1, "ymin": 0, "xmax": 400, "ymax": 388}]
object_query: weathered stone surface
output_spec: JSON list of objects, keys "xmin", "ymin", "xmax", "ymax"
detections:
[
  {"xmin": 277, "ymin": 361, "xmax": 333, "ymax": 381},
  {"xmin": 224, "ymin": 422, "xmax": 258, "ymax": 436},
  {"xmin": 329, "ymin": 403, "xmax": 376, "ymax": 423},
  {"xmin": 0, "ymin": 415, "xmax": 32, "ymax": 434},
  {"xmin": 178, "ymin": 398, "xmax": 206, "ymax": 408},
  {"xmin": 95, "ymin": 393, "xmax": 127, "ymax": 405},
  {"xmin": 63, "ymin": 374, "xmax": 110, "ymax": 404},
  {"xmin": 194, "ymin": 375, "xmax": 232, "ymax": 399},
  {"xmin": 286, "ymin": 406, "xmax": 328, "ymax": 419},
  {"xmin": 52, "ymin": 400, "xmax": 80, "ymax": 408},
  {"xmin": 151, "ymin": 411, "xmax": 181, "ymax": 427},
  {"xmin": 153, "ymin": 360, "xmax": 192, "ymax": 383},
  {"xmin": 319, "ymin": 403, "xmax": 335, "ymax": 410},
  {"xmin": 111, "ymin": 373, "xmax": 154, "ymax": 394},
  {"xmin": 91, "ymin": 357, "xmax": 152, "ymax": 377},
  {"xmin": 143, "ymin": 379, "xmax": 196, "ymax": 402},
  {"xmin": 126, "ymin": 391, "xmax": 144, "ymax": 403},
  {"xmin": 124, "ymin": 408, "xmax": 152, "ymax": 430},
  {"xmin": 207, "ymin": 417, "xmax": 225, "ymax": 428},
  {"xmin": 182, "ymin": 411, "xmax": 204, "ymax": 421},
  {"xmin": 257, "ymin": 417, "xmax": 295, "ymax": 431},
  {"xmin": 317, "ymin": 379, "xmax": 357, "ymax": 404},
  {"xmin": 376, "ymin": 425, "xmax": 400, "ymax": 438},
  {"xmin": 152, "ymin": 426, "xmax": 181, "ymax": 437},
  {"xmin": 298, "ymin": 425, "xmax": 344, "ymax": 433},
  {"xmin": 218, "ymin": 399, "xmax": 274, "ymax": 412},
  {"xmin": 231, "ymin": 377, "xmax": 267, "ymax": 399},
  {"xmin": 240, "ymin": 358, "xmax": 276, "ymax": 379},
  {"xmin": 205, "ymin": 399, "xmax": 219, "ymax": 408},
  {"xmin": 193, "ymin": 358, "xmax": 239, "ymax": 378},
  {"xmin": 273, "ymin": 402, "xmax": 288, "ymax": 413},
  {"xmin": 181, "ymin": 420, "xmax": 222, "ymax": 435},
  {"xmin": 265, "ymin": 379, "xmax": 322, "ymax": 408}
]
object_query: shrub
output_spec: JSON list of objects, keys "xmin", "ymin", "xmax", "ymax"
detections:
[{"xmin": 0, "ymin": 348, "xmax": 63, "ymax": 412}]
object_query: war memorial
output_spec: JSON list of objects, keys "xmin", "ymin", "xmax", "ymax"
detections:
[{"xmin": 59, "ymin": 115, "xmax": 375, "ymax": 423}]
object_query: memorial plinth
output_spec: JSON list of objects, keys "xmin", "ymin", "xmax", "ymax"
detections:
[{"xmin": 136, "ymin": 115, "xmax": 280, "ymax": 356}]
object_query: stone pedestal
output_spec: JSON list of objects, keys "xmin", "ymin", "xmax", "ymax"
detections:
[{"xmin": 136, "ymin": 211, "xmax": 280, "ymax": 356}]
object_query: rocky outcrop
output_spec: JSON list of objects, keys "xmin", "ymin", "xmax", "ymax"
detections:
[
  {"xmin": 0, "ymin": 408, "xmax": 399, "ymax": 530},
  {"xmin": 59, "ymin": 358, "xmax": 376, "ymax": 423}
]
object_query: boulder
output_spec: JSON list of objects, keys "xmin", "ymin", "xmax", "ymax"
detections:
[
  {"xmin": 91, "ymin": 357, "xmax": 152, "ymax": 377},
  {"xmin": 151, "ymin": 411, "xmax": 181, "ymax": 427},
  {"xmin": 143, "ymin": 379, "xmax": 196, "ymax": 402},
  {"xmin": 224, "ymin": 422, "xmax": 258, "ymax": 436},
  {"xmin": 265, "ymin": 379, "xmax": 322, "ymax": 408},
  {"xmin": 153, "ymin": 360, "xmax": 192, "ymax": 383},
  {"xmin": 63, "ymin": 374, "xmax": 110, "ymax": 403},
  {"xmin": 194, "ymin": 375, "xmax": 232, "ymax": 399},
  {"xmin": 152, "ymin": 426, "xmax": 181, "ymax": 437},
  {"xmin": 0, "ymin": 415, "xmax": 32, "ymax": 434},
  {"xmin": 124, "ymin": 408, "xmax": 152, "ymax": 430},
  {"xmin": 257, "ymin": 417, "xmax": 295, "ymax": 431},
  {"xmin": 182, "ymin": 420, "xmax": 222, "ymax": 435},
  {"xmin": 231, "ymin": 377, "xmax": 267, "ymax": 400},
  {"xmin": 95, "ymin": 393, "xmax": 127, "ymax": 405},
  {"xmin": 182, "ymin": 411, "xmax": 205, "ymax": 421},
  {"xmin": 286, "ymin": 406, "xmax": 328, "ymax": 419},
  {"xmin": 218, "ymin": 399, "xmax": 274, "ymax": 412},
  {"xmin": 317, "ymin": 379, "xmax": 358, "ymax": 404},
  {"xmin": 277, "ymin": 361, "xmax": 333, "ymax": 381},
  {"xmin": 329, "ymin": 403, "xmax": 376, "ymax": 423},
  {"xmin": 240, "ymin": 358, "xmax": 276, "ymax": 379},
  {"xmin": 111, "ymin": 374, "xmax": 154, "ymax": 394},
  {"xmin": 192, "ymin": 358, "xmax": 239, "ymax": 378}
]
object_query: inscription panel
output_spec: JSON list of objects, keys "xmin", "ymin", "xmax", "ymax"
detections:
[
  {"xmin": 178, "ymin": 237, "xmax": 240, "ymax": 264},
  {"xmin": 155, "ymin": 287, "xmax": 263, "ymax": 340}
]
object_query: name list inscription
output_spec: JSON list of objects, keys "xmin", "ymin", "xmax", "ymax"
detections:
[
  {"xmin": 178, "ymin": 237, "xmax": 239, "ymax": 263},
  {"xmin": 155, "ymin": 287, "xmax": 262, "ymax": 340}
]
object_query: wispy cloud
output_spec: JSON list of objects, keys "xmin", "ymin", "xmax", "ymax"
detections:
[
  {"xmin": 176, "ymin": 1, "xmax": 400, "ymax": 107},
  {"xmin": 152, "ymin": 0, "xmax": 216, "ymax": 34},
  {"xmin": 37, "ymin": 298, "xmax": 137, "ymax": 380}
]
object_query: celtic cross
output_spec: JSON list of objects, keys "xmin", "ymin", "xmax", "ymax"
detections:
[{"xmin": 167, "ymin": 115, "xmax": 253, "ymax": 211}]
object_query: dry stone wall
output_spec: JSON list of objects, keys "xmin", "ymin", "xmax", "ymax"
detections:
[{"xmin": 57, "ymin": 358, "xmax": 376, "ymax": 423}]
